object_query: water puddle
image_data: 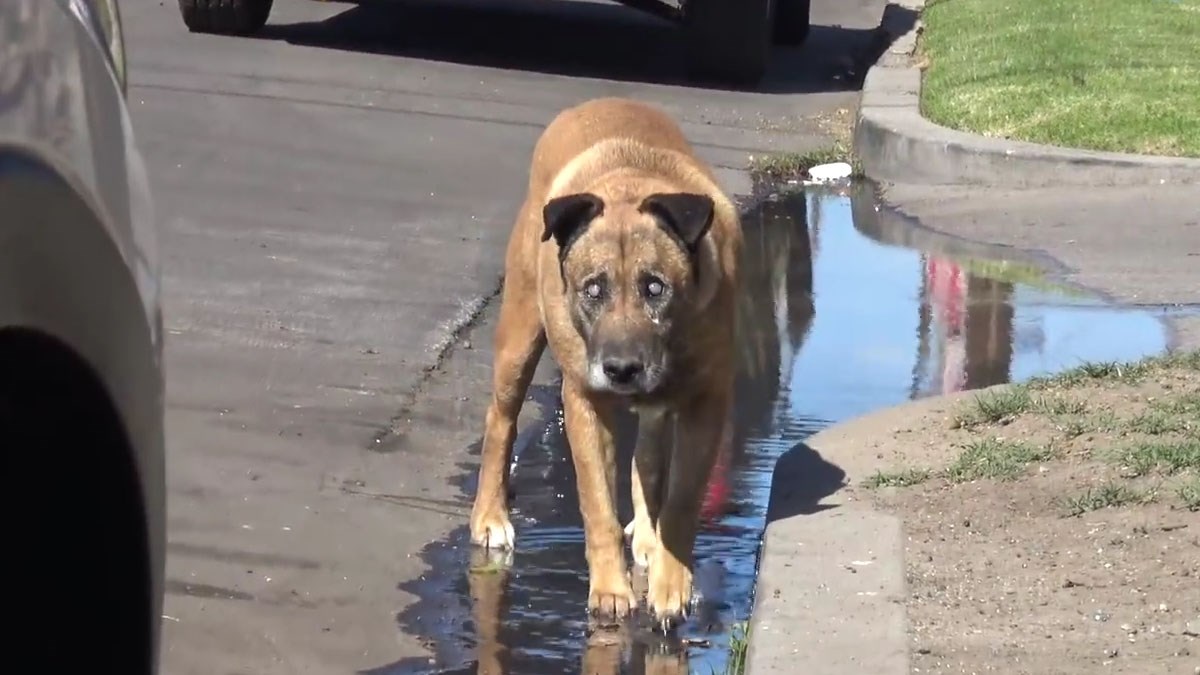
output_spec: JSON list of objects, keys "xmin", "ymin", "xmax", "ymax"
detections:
[{"xmin": 368, "ymin": 183, "xmax": 1180, "ymax": 675}]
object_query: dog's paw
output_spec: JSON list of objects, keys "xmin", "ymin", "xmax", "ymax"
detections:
[
  {"xmin": 624, "ymin": 518, "xmax": 658, "ymax": 568},
  {"xmin": 470, "ymin": 506, "xmax": 515, "ymax": 550},
  {"xmin": 588, "ymin": 577, "xmax": 638, "ymax": 623},
  {"xmin": 647, "ymin": 553, "xmax": 693, "ymax": 631}
]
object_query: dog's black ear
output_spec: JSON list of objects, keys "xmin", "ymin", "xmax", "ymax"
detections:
[
  {"xmin": 639, "ymin": 193, "xmax": 715, "ymax": 252},
  {"xmin": 542, "ymin": 193, "xmax": 604, "ymax": 252}
]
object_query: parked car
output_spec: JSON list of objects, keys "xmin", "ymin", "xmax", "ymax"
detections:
[
  {"xmin": 0, "ymin": 0, "xmax": 164, "ymax": 672},
  {"xmin": 176, "ymin": 0, "xmax": 810, "ymax": 86}
]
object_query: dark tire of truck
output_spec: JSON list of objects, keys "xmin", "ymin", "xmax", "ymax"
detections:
[{"xmin": 178, "ymin": 0, "xmax": 274, "ymax": 35}]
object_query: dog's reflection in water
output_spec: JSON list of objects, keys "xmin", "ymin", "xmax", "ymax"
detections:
[
  {"xmin": 468, "ymin": 547, "xmax": 690, "ymax": 675},
  {"xmin": 580, "ymin": 629, "xmax": 687, "ymax": 675}
]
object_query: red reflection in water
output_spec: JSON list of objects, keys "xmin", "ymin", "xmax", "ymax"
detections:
[
  {"xmin": 700, "ymin": 407, "xmax": 734, "ymax": 522},
  {"xmin": 926, "ymin": 256, "xmax": 969, "ymax": 394},
  {"xmin": 917, "ymin": 255, "xmax": 1015, "ymax": 398}
]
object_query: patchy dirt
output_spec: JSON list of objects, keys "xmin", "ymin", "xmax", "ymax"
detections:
[{"xmin": 863, "ymin": 353, "xmax": 1200, "ymax": 675}]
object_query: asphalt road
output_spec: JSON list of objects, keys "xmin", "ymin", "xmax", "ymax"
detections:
[{"xmin": 122, "ymin": 0, "xmax": 886, "ymax": 672}]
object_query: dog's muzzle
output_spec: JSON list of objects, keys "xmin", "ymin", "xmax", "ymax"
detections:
[{"xmin": 588, "ymin": 348, "xmax": 662, "ymax": 395}]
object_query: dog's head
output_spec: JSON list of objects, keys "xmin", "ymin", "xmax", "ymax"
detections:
[{"xmin": 541, "ymin": 182, "xmax": 718, "ymax": 396}]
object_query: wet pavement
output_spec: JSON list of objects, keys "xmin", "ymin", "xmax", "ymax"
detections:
[{"xmin": 364, "ymin": 184, "xmax": 1180, "ymax": 675}]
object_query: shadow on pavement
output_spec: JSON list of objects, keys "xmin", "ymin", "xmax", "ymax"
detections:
[
  {"xmin": 257, "ymin": 0, "xmax": 917, "ymax": 93},
  {"xmin": 763, "ymin": 441, "xmax": 846, "ymax": 524}
]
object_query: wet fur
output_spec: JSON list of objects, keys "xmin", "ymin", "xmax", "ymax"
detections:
[{"xmin": 468, "ymin": 98, "xmax": 742, "ymax": 626}]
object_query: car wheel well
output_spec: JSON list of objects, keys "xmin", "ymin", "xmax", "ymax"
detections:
[{"xmin": 0, "ymin": 327, "xmax": 154, "ymax": 672}]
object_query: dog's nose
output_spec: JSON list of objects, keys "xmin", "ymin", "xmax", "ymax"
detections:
[{"xmin": 602, "ymin": 358, "xmax": 644, "ymax": 385}]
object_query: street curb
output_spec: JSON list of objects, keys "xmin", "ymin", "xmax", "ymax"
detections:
[
  {"xmin": 853, "ymin": 0, "xmax": 1200, "ymax": 188},
  {"xmin": 744, "ymin": 387, "xmax": 996, "ymax": 675}
]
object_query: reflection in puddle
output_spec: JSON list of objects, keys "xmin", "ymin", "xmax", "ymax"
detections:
[{"xmin": 369, "ymin": 184, "xmax": 1171, "ymax": 675}]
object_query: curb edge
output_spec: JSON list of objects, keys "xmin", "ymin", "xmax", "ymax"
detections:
[{"xmin": 853, "ymin": 0, "xmax": 1200, "ymax": 188}]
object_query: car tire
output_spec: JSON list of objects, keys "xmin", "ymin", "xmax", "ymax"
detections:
[
  {"xmin": 683, "ymin": 0, "xmax": 775, "ymax": 88},
  {"xmin": 178, "ymin": 0, "xmax": 274, "ymax": 35},
  {"xmin": 773, "ymin": 0, "xmax": 811, "ymax": 46}
]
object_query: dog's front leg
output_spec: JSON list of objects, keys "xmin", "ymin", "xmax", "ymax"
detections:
[
  {"xmin": 562, "ymin": 378, "xmax": 636, "ymax": 619},
  {"xmin": 627, "ymin": 407, "xmax": 672, "ymax": 568},
  {"xmin": 648, "ymin": 391, "xmax": 729, "ymax": 627},
  {"xmin": 469, "ymin": 256, "xmax": 546, "ymax": 550}
]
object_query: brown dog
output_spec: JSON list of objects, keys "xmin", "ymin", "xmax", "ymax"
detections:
[{"xmin": 468, "ymin": 97, "xmax": 741, "ymax": 626}]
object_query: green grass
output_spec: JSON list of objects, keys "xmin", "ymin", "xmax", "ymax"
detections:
[
  {"xmin": 947, "ymin": 353, "xmax": 1200, "ymax": 436},
  {"xmin": 1109, "ymin": 439, "xmax": 1200, "ymax": 477},
  {"xmin": 1027, "ymin": 350, "xmax": 1200, "ymax": 389},
  {"xmin": 864, "ymin": 467, "xmax": 934, "ymax": 488},
  {"xmin": 1061, "ymin": 483, "xmax": 1158, "ymax": 517},
  {"xmin": 1057, "ymin": 410, "xmax": 1120, "ymax": 439},
  {"xmin": 920, "ymin": 0, "xmax": 1200, "ymax": 156},
  {"xmin": 723, "ymin": 622, "xmax": 749, "ymax": 675},
  {"xmin": 954, "ymin": 387, "xmax": 1087, "ymax": 428},
  {"xmin": 1128, "ymin": 410, "xmax": 1192, "ymax": 436},
  {"xmin": 953, "ymin": 388, "xmax": 1033, "ymax": 426},
  {"xmin": 1149, "ymin": 390, "xmax": 1200, "ymax": 418},
  {"xmin": 864, "ymin": 440, "xmax": 1053, "ymax": 489},
  {"xmin": 873, "ymin": 352, "xmax": 1200, "ymax": 514},
  {"xmin": 749, "ymin": 143, "xmax": 862, "ymax": 180},
  {"xmin": 946, "ymin": 438, "xmax": 1055, "ymax": 483},
  {"xmin": 1028, "ymin": 360, "xmax": 1154, "ymax": 388}
]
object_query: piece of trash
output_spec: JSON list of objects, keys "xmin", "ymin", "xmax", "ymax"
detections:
[
  {"xmin": 850, "ymin": 560, "xmax": 875, "ymax": 566},
  {"xmin": 162, "ymin": 615, "xmax": 180, "ymax": 622},
  {"xmin": 807, "ymin": 162, "xmax": 853, "ymax": 183}
]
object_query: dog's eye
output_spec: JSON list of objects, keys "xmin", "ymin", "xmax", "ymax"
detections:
[
  {"xmin": 644, "ymin": 278, "xmax": 666, "ymax": 298},
  {"xmin": 584, "ymin": 280, "xmax": 605, "ymax": 300}
]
